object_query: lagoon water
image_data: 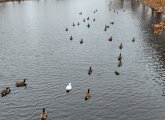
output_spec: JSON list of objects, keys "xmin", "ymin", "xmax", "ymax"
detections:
[{"xmin": 1, "ymin": 0, "xmax": 165, "ymax": 119}]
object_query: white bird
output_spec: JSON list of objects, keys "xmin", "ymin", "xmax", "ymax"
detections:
[{"xmin": 66, "ymin": 83, "xmax": 72, "ymax": 93}]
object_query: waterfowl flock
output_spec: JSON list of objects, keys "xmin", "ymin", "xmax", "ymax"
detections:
[{"xmin": 1, "ymin": 5, "xmax": 137, "ymax": 120}]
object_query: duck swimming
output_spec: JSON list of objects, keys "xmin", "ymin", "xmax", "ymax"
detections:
[
  {"xmin": 87, "ymin": 23, "xmax": 90, "ymax": 28},
  {"xmin": 77, "ymin": 22, "xmax": 80, "ymax": 26},
  {"xmin": 118, "ymin": 53, "xmax": 122, "ymax": 61},
  {"xmin": 104, "ymin": 28, "xmax": 107, "ymax": 31},
  {"xmin": 1, "ymin": 87, "xmax": 10, "ymax": 97},
  {"xmin": 93, "ymin": 18, "xmax": 95, "ymax": 22},
  {"xmin": 110, "ymin": 22, "xmax": 114, "ymax": 25},
  {"xmin": 40, "ymin": 108, "xmax": 48, "ymax": 120},
  {"xmin": 15, "ymin": 79, "xmax": 27, "ymax": 87},
  {"xmin": 70, "ymin": 36, "xmax": 73, "ymax": 40},
  {"xmin": 80, "ymin": 39, "xmax": 83, "ymax": 44},
  {"xmin": 85, "ymin": 89, "xmax": 91, "ymax": 101},
  {"xmin": 65, "ymin": 28, "xmax": 68, "ymax": 31},
  {"xmin": 79, "ymin": 12, "xmax": 82, "ymax": 15},
  {"xmin": 87, "ymin": 17, "xmax": 89, "ymax": 20},
  {"xmin": 132, "ymin": 37, "xmax": 135, "ymax": 42},
  {"xmin": 73, "ymin": 22, "xmax": 75, "ymax": 27},
  {"xmin": 118, "ymin": 60, "xmax": 122, "ymax": 67},
  {"xmin": 119, "ymin": 43, "xmax": 123, "ymax": 49},
  {"xmin": 108, "ymin": 37, "xmax": 112, "ymax": 41},
  {"xmin": 105, "ymin": 25, "xmax": 110, "ymax": 29},
  {"xmin": 66, "ymin": 83, "xmax": 72, "ymax": 93},
  {"xmin": 115, "ymin": 71, "xmax": 119, "ymax": 75},
  {"xmin": 83, "ymin": 19, "xmax": 85, "ymax": 22},
  {"xmin": 88, "ymin": 67, "xmax": 93, "ymax": 75}
]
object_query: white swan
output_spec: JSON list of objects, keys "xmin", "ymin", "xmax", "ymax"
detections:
[{"xmin": 66, "ymin": 83, "xmax": 72, "ymax": 93}]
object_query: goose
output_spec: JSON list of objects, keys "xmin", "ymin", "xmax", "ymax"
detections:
[
  {"xmin": 77, "ymin": 22, "xmax": 80, "ymax": 26},
  {"xmin": 83, "ymin": 19, "xmax": 85, "ymax": 22},
  {"xmin": 118, "ymin": 53, "xmax": 122, "ymax": 61},
  {"xmin": 80, "ymin": 39, "xmax": 83, "ymax": 44},
  {"xmin": 110, "ymin": 22, "xmax": 114, "ymax": 25},
  {"xmin": 118, "ymin": 60, "xmax": 122, "ymax": 67},
  {"xmin": 93, "ymin": 18, "xmax": 95, "ymax": 22},
  {"xmin": 65, "ymin": 28, "xmax": 68, "ymax": 31},
  {"xmin": 84, "ymin": 89, "xmax": 91, "ymax": 101},
  {"xmin": 108, "ymin": 37, "xmax": 112, "ymax": 41},
  {"xmin": 79, "ymin": 12, "xmax": 82, "ymax": 15},
  {"xmin": 70, "ymin": 36, "xmax": 73, "ymax": 40},
  {"xmin": 115, "ymin": 71, "xmax": 119, "ymax": 75},
  {"xmin": 15, "ymin": 79, "xmax": 27, "ymax": 87},
  {"xmin": 1, "ymin": 87, "xmax": 10, "ymax": 97},
  {"xmin": 40, "ymin": 108, "xmax": 48, "ymax": 120},
  {"xmin": 66, "ymin": 83, "xmax": 72, "ymax": 93},
  {"xmin": 119, "ymin": 43, "xmax": 123, "ymax": 49},
  {"xmin": 105, "ymin": 25, "xmax": 110, "ymax": 29},
  {"xmin": 87, "ymin": 17, "xmax": 89, "ymax": 20},
  {"xmin": 132, "ymin": 37, "xmax": 135, "ymax": 42},
  {"xmin": 87, "ymin": 24, "xmax": 90, "ymax": 28},
  {"xmin": 88, "ymin": 67, "xmax": 92, "ymax": 75},
  {"xmin": 73, "ymin": 22, "xmax": 75, "ymax": 27}
]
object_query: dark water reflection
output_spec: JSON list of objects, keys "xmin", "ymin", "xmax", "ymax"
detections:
[{"xmin": 1, "ymin": 0, "xmax": 165, "ymax": 120}]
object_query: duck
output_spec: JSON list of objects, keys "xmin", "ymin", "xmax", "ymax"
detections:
[
  {"xmin": 87, "ymin": 23, "xmax": 90, "ymax": 28},
  {"xmin": 104, "ymin": 28, "xmax": 107, "ymax": 31},
  {"xmin": 66, "ymin": 83, "xmax": 72, "ymax": 93},
  {"xmin": 95, "ymin": 9, "xmax": 98, "ymax": 12},
  {"xmin": 87, "ymin": 17, "xmax": 89, "ymax": 20},
  {"xmin": 73, "ymin": 22, "xmax": 75, "ymax": 27},
  {"xmin": 93, "ymin": 18, "xmax": 95, "ymax": 22},
  {"xmin": 108, "ymin": 37, "xmax": 112, "ymax": 41},
  {"xmin": 79, "ymin": 12, "xmax": 82, "ymax": 15},
  {"xmin": 83, "ymin": 19, "xmax": 85, "ymax": 22},
  {"xmin": 115, "ymin": 71, "xmax": 119, "ymax": 75},
  {"xmin": 77, "ymin": 22, "xmax": 80, "ymax": 26},
  {"xmin": 84, "ymin": 89, "xmax": 91, "ymax": 101},
  {"xmin": 118, "ymin": 60, "xmax": 122, "ymax": 67},
  {"xmin": 80, "ymin": 39, "xmax": 83, "ymax": 44},
  {"xmin": 114, "ymin": 9, "xmax": 115, "ymax": 12},
  {"xmin": 94, "ymin": 11, "xmax": 96, "ymax": 13},
  {"xmin": 88, "ymin": 67, "xmax": 92, "ymax": 75},
  {"xmin": 118, "ymin": 53, "xmax": 122, "ymax": 61},
  {"xmin": 119, "ymin": 43, "xmax": 123, "ymax": 49},
  {"xmin": 70, "ymin": 36, "xmax": 73, "ymax": 40},
  {"xmin": 15, "ymin": 79, "xmax": 27, "ymax": 87},
  {"xmin": 105, "ymin": 25, "xmax": 110, "ymax": 29},
  {"xmin": 65, "ymin": 28, "xmax": 68, "ymax": 31},
  {"xmin": 110, "ymin": 22, "xmax": 114, "ymax": 25},
  {"xmin": 132, "ymin": 37, "xmax": 135, "ymax": 42},
  {"xmin": 1, "ymin": 87, "xmax": 10, "ymax": 97},
  {"xmin": 40, "ymin": 108, "xmax": 48, "ymax": 120}
]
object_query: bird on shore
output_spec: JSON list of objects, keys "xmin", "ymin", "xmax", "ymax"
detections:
[
  {"xmin": 84, "ymin": 89, "xmax": 91, "ymax": 101},
  {"xmin": 66, "ymin": 83, "xmax": 72, "ymax": 93},
  {"xmin": 40, "ymin": 108, "xmax": 48, "ymax": 120}
]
